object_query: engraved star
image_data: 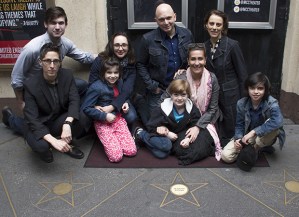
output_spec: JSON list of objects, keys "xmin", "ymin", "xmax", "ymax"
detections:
[
  {"xmin": 264, "ymin": 170, "xmax": 299, "ymax": 205},
  {"xmin": 35, "ymin": 171, "xmax": 93, "ymax": 207},
  {"xmin": 151, "ymin": 172, "xmax": 208, "ymax": 208}
]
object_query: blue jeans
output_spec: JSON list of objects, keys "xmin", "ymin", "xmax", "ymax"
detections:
[
  {"xmin": 122, "ymin": 101, "xmax": 137, "ymax": 124},
  {"xmin": 139, "ymin": 130, "xmax": 172, "ymax": 159}
]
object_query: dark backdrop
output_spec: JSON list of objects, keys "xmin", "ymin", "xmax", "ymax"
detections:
[{"xmin": 106, "ymin": 0, "xmax": 290, "ymax": 99}]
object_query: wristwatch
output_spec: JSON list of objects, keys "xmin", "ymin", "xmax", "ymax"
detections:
[{"xmin": 63, "ymin": 120, "xmax": 73, "ymax": 126}]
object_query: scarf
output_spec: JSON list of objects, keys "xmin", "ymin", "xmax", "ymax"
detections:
[
  {"xmin": 186, "ymin": 67, "xmax": 222, "ymax": 161},
  {"xmin": 119, "ymin": 57, "xmax": 129, "ymax": 68}
]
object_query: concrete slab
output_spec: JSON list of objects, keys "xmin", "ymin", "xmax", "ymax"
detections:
[{"xmin": 0, "ymin": 123, "xmax": 298, "ymax": 217}]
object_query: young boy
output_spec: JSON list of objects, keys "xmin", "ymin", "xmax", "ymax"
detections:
[
  {"xmin": 134, "ymin": 79, "xmax": 215, "ymax": 165},
  {"xmin": 221, "ymin": 72, "xmax": 285, "ymax": 171}
]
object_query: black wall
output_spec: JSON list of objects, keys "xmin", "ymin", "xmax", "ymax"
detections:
[{"xmin": 107, "ymin": 0, "xmax": 290, "ymax": 99}]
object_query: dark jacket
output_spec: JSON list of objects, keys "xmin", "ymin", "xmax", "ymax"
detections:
[
  {"xmin": 204, "ymin": 36, "xmax": 247, "ymax": 107},
  {"xmin": 147, "ymin": 98, "xmax": 201, "ymax": 136},
  {"xmin": 235, "ymin": 96, "xmax": 285, "ymax": 149},
  {"xmin": 81, "ymin": 79, "xmax": 124, "ymax": 121},
  {"xmin": 88, "ymin": 56, "xmax": 136, "ymax": 112},
  {"xmin": 23, "ymin": 68, "xmax": 80, "ymax": 140},
  {"xmin": 137, "ymin": 25, "xmax": 194, "ymax": 91}
]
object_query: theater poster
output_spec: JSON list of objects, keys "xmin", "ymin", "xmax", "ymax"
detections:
[{"xmin": 0, "ymin": 0, "xmax": 46, "ymax": 64}]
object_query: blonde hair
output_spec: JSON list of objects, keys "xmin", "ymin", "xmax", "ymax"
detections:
[{"xmin": 168, "ymin": 79, "xmax": 191, "ymax": 96}]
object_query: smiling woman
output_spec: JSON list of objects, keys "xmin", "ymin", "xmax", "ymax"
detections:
[{"xmin": 204, "ymin": 9, "xmax": 248, "ymax": 146}]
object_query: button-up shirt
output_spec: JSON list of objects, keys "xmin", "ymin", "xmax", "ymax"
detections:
[
  {"xmin": 163, "ymin": 31, "xmax": 181, "ymax": 86},
  {"xmin": 11, "ymin": 32, "xmax": 94, "ymax": 90}
]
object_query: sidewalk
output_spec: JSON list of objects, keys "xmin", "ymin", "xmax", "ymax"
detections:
[{"xmin": 0, "ymin": 120, "xmax": 298, "ymax": 217}]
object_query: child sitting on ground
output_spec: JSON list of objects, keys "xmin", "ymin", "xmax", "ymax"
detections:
[
  {"xmin": 81, "ymin": 57, "xmax": 137, "ymax": 162},
  {"xmin": 221, "ymin": 72, "xmax": 285, "ymax": 171},
  {"xmin": 134, "ymin": 79, "xmax": 215, "ymax": 165}
]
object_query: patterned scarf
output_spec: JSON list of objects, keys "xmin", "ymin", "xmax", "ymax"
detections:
[
  {"xmin": 119, "ymin": 57, "xmax": 129, "ymax": 68},
  {"xmin": 186, "ymin": 67, "xmax": 222, "ymax": 161},
  {"xmin": 210, "ymin": 38, "xmax": 221, "ymax": 60}
]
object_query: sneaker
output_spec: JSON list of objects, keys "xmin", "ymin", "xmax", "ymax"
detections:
[
  {"xmin": 2, "ymin": 106, "xmax": 13, "ymax": 127},
  {"xmin": 133, "ymin": 127, "xmax": 143, "ymax": 149},
  {"xmin": 260, "ymin": 146, "xmax": 276, "ymax": 154}
]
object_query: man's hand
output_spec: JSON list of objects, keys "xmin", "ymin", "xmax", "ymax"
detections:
[
  {"xmin": 61, "ymin": 124, "xmax": 72, "ymax": 144},
  {"xmin": 51, "ymin": 139, "xmax": 72, "ymax": 152},
  {"xmin": 122, "ymin": 102, "xmax": 129, "ymax": 114},
  {"xmin": 185, "ymin": 126, "xmax": 200, "ymax": 143}
]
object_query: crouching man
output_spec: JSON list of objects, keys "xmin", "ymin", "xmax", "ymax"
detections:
[{"xmin": 24, "ymin": 43, "xmax": 85, "ymax": 163}]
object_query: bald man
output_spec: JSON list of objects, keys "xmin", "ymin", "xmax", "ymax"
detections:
[{"xmin": 135, "ymin": 3, "xmax": 194, "ymax": 125}]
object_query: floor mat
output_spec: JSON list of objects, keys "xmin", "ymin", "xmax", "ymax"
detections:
[{"xmin": 84, "ymin": 139, "xmax": 270, "ymax": 168}]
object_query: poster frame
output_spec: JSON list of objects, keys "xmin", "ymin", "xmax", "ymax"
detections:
[
  {"xmin": 127, "ymin": 0, "xmax": 188, "ymax": 29},
  {"xmin": 217, "ymin": 0, "xmax": 277, "ymax": 29}
]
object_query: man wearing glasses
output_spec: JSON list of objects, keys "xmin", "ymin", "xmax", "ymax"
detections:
[
  {"xmin": 135, "ymin": 1, "xmax": 194, "ymax": 125},
  {"xmin": 3, "ymin": 6, "xmax": 94, "ymax": 135},
  {"xmin": 23, "ymin": 44, "xmax": 85, "ymax": 163}
]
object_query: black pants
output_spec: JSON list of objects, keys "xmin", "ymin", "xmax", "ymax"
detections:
[
  {"xmin": 24, "ymin": 112, "xmax": 85, "ymax": 153},
  {"xmin": 172, "ymin": 129, "xmax": 214, "ymax": 165}
]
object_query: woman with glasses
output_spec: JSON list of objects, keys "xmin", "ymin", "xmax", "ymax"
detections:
[
  {"xmin": 88, "ymin": 32, "xmax": 137, "ymax": 130},
  {"xmin": 157, "ymin": 43, "xmax": 222, "ymax": 165},
  {"xmin": 204, "ymin": 10, "xmax": 248, "ymax": 146}
]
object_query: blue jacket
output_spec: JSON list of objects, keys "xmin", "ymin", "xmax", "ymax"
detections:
[
  {"xmin": 88, "ymin": 56, "xmax": 136, "ymax": 112},
  {"xmin": 136, "ymin": 25, "xmax": 194, "ymax": 91},
  {"xmin": 234, "ymin": 96, "xmax": 285, "ymax": 149},
  {"xmin": 81, "ymin": 79, "xmax": 124, "ymax": 121}
]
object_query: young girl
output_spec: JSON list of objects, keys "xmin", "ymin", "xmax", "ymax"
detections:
[
  {"xmin": 134, "ymin": 79, "xmax": 215, "ymax": 165},
  {"xmin": 82, "ymin": 57, "xmax": 137, "ymax": 162},
  {"xmin": 221, "ymin": 72, "xmax": 285, "ymax": 165}
]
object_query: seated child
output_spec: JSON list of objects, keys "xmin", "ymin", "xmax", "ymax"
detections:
[
  {"xmin": 81, "ymin": 57, "xmax": 137, "ymax": 162},
  {"xmin": 134, "ymin": 79, "xmax": 215, "ymax": 165},
  {"xmin": 221, "ymin": 72, "xmax": 285, "ymax": 169}
]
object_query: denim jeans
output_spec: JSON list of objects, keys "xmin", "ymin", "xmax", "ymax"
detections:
[{"xmin": 138, "ymin": 130, "xmax": 172, "ymax": 159}]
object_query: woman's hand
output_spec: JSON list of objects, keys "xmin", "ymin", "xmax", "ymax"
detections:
[
  {"xmin": 185, "ymin": 126, "xmax": 200, "ymax": 143},
  {"xmin": 157, "ymin": 126, "xmax": 169, "ymax": 136},
  {"xmin": 106, "ymin": 113, "xmax": 116, "ymax": 123},
  {"xmin": 122, "ymin": 102, "xmax": 129, "ymax": 114},
  {"xmin": 173, "ymin": 69, "xmax": 186, "ymax": 79}
]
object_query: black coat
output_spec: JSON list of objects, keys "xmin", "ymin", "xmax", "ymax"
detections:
[{"xmin": 23, "ymin": 68, "xmax": 80, "ymax": 140}]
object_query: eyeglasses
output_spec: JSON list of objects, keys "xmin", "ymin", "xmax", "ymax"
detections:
[
  {"xmin": 41, "ymin": 59, "xmax": 61, "ymax": 66},
  {"xmin": 113, "ymin": 43, "xmax": 128, "ymax": 49}
]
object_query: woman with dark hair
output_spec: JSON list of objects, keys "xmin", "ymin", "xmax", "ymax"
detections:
[
  {"xmin": 88, "ymin": 32, "xmax": 137, "ymax": 126},
  {"xmin": 221, "ymin": 72, "xmax": 285, "ymax": 167},
  {"xmin": 204, "ymin": 9, "xmax": 248, "ymax": 146},
  {"xmin": 157, "ymin": 43, "xmax": 222, "ymax": 165}
]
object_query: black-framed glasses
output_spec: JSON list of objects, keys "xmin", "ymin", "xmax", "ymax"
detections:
[
  {"xmin": 41, "ymin": 59, "xmax": 61, "ymax": 66},
  {"xmin": 113, "ymin": 43, "xmax": 128, "ymax": 49}
]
